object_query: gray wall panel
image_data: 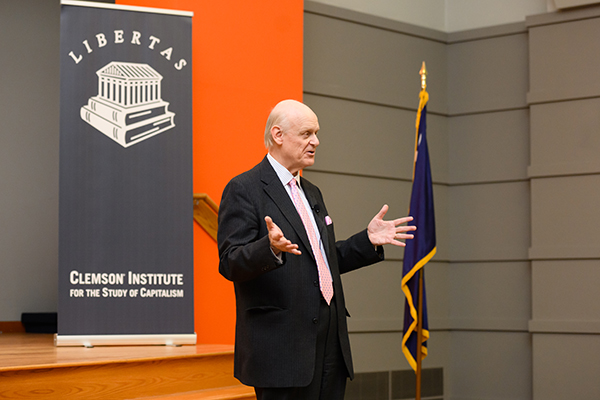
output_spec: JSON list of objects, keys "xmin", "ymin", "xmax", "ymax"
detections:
[
  {"xmin": 449, "ymin": 109, "xmax": 530, "ymax": 184},
  {"xmin": 529, "ymin": 16, "xmax": 600, "ymax": 103},
  {"xmin": 302, "ymin": 171, "xmax": 449, "ymax": 262},
  {"xmin": 304, "ymin": 94, "xmax": 449, "ymax": 183},
  {"xmin": 0, "ymin": 0, "xmax": 60, "ymax": 320},
  {"xmin": 303, "ymin": 5, "xmax": 451, "ymax": 386},
  {"xmin": 343, "ymin": 260, "xmax": 449, "ymax": 332},
  {"xmin": 447, "ymin": 33, "xmax": 529, "ymax": 115},
  {"xmin": 304, "ymin": 12, "xmax": 448, "ymax": 114},
  {"xmin": 533, "ymin": 334, "xmax": 600, "ymax": 399},
  {"xmin": 449, "ymin": 262, "xmax": 531, "ymax": 331},
  {"xmin": 530, "ymin": 99, "xmax": 600, "ymax": 177},
  {"xmin": 302, "ymin": 170, "xmax": 409, "ymax": 261},
  {"xmin": 349, "ymin": 332, "xmax": 406, "ymax": 373},
  {"xmin": 449, "ymin": 181, "xmax": 530, "ymax": 261},
  {"xmin": 447, "ymin": 332, "xmax": 532, "ymax": 400},
  {"xmin": 448, "ymin": 21, "xmax": 526, "ymax": 43},
  {"xmin": 304, "ymin": 5, "xmax": 536, "ymax": 397},
  {"xmin": 349, "ymin": 330, "xmax": 448, "ymax": 374},
  {"xmin": 445, "ymin": 26, "xmax": 532, "ymax": 400},
  {"xmin": 343, "ymin": 260, "xmax": 405, "ymax": 331},
  {"xmin": 528, "ymin": 7, "xmax": 600, "ymax": 399},
  {"xmin": 530, "ymin": 175, "xmax": 600, "ymax": 259},
  {"xmin": 432, "ymin": 183, "xmax": 449, "ymax": 263},
  {"xmin": 532, "ymin": 260, "xmax": 600, "ymax": 331},
  {"xmin": 426, "ymin": 114, "xmax": 450, "ymax": 185},
  {"xmin": 305, "ymin": 1, "xmax": 448, "ymax": 44},
  {"xmin": 304, "ymin": 94, "xmax": 419, "ymax": 181},
  {"xmin": 422, "ymin": 261, "xmax": 450, "ymax": 331}
]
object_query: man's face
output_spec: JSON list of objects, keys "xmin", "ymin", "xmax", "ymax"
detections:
[{"xmin": 278, "ymin": 110, "xmax": 320, "ymax": 175}]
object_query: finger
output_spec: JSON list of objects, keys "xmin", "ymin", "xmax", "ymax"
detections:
[
  {"xmin": 281, "ymin": 240, "xmax": 296, "ymax": 249},
  {"xmin": 276, "ymin": 238, "xmax": 302, "ymax": 255},
  {"xmin": 265, "ymin": 216, "xmax": 274, "ymax": 229},
  {"xmin": 375, "ymin": 204, "xmax": 389, "ymax": 220},
  {"xmin": 393, "ymin": 216, "xmax": 414, "ymax": 226},
  {"xmin": 396, "ymin": 225, "xmax": 417, "ymax": 233},
  {"xmin": 283, "ymin": 243, "xmax": 302, "ymax": 255}
]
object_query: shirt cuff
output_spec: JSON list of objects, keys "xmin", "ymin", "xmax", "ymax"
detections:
[{"xmin": 270, "ymin": 247, "xmax": 284, "ymax": 265}]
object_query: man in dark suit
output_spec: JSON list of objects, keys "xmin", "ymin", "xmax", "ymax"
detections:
[{"xmin": 218, "ymin": 99, "xmax": 416, "ymax": 400}]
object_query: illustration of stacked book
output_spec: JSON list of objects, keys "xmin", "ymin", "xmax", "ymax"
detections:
[{"xmin": 80, "ymin": 61, "xmax": 176, "ymax": 148}]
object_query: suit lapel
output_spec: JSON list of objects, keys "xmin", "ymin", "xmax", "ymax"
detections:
[
  {"xmin": 304, "ymin": 187, "xmax": 325, "ymax": 236},
  {"xmin": 260, "ymin": 158, "xmax": 314, "ymax": 259}
]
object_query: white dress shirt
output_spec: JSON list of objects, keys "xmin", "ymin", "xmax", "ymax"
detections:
[{"xmin": 267, "ymin": 154, "xmax": 331, "ymax": 273}]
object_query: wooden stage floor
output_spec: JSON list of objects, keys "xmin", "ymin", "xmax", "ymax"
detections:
[
  {"xmin": 0, "ymin": 333, "xmax": 254, "ymax": 399},
  {"xmin": 0, "ymin": 333, "xmax": 232, "ymax": 370}
]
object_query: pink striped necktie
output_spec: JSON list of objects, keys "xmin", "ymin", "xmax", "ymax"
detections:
[{"xmin": 288, "ymin": 178, "xmax": 334, "ymax": 305}]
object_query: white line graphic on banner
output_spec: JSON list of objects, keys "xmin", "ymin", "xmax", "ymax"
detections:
[{"xmin": 80, "ymin": 61, "xmax": 176, "ymax": 148}]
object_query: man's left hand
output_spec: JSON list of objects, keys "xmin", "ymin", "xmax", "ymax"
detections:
[{"xmin": 367, "ymin": 204, "xmax": 416, "ymax": 247}]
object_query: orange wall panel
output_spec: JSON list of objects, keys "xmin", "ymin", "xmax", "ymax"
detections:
[{"xmin": 117, "ymin": 0, "xmax": 304, "ymax": 344}]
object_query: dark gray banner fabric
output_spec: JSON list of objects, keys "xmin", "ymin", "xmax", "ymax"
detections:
[{"xmin": 58, "ymin": 3, "xmax": 193, "ymax": 336}]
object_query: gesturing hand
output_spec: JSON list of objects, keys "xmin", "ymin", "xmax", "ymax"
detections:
[
  {"xmin": 265, "ymin": 216, "xmax": 301, "ymax": 256},
  {"xmin": 367, "ymin": 205, "xmax": 416, "ymax": 247}
]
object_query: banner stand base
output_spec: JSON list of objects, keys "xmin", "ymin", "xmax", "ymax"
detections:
[{"xmin": 54, "ymin": 333, "xmax": 197, "ymax": 347}]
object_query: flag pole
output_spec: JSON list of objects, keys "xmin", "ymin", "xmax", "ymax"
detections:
[
  {"xmin": 415, "ymin": 61, "xmax": 427, "ymax": 400},
  {"xmin": 416, "ymin": 269, "xmax": 424, "ymax": 400}
]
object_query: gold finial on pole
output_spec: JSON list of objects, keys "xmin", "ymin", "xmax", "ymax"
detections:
[{"xmin": 419, "ymin": 61, "xmax": 427, "ymax": 90}]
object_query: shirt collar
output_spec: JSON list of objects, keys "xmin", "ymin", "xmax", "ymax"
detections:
[{"xmin": 267, "ymin": 153, "xmax": 301, "ymax": 187}]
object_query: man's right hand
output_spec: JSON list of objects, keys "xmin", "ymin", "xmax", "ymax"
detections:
[{"xmin": 265, "ymin": 216, "xmax": 301, "ymax": 256}]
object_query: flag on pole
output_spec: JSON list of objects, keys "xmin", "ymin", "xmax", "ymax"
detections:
[{"xmin": 401, "ymin": 85, "xmax": 436, "ymax": 371}]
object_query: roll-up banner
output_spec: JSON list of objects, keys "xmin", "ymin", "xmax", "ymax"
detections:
[{"xmin": 57, "ymin": 0, "xmax": 194, "ymax": 346}]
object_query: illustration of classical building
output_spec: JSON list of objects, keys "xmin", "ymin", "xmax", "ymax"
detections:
[{"xmin": 80, "ymin": 61, "xmax": 176, "ymax": 148}]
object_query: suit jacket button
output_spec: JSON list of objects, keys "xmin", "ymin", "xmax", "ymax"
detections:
[
  {"xmin": 313, "ymin": 280, "xmax": 319, "ymax": 287},
  {"xmin": 313, "ymin": 318, "xmax": 318, "ymax": 324}
]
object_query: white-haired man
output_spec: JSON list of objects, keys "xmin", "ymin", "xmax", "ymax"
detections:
[{"xmin": 218, "ymin": 99, "xmax": 415, "ymax": 400}]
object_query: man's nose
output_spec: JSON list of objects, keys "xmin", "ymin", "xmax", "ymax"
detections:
[{"xmin": 311, "ymin": 134, "xmax": 319, "ymax": 146}]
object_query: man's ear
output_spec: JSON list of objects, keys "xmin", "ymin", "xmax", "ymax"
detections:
[{"xmin": 271, "ymin": 125, "xmax": 284, "ymax": 145}]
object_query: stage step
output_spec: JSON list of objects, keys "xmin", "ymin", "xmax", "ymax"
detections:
[
  {"xmin": 0, "ymin": 333, "xmax": 251, "ymax": 400},
  {"xmin": 138, "ymin": 385, "xmax": 255, "ymax": 400}
]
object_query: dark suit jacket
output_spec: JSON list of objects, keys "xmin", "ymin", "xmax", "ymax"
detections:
[{"xmin": 217, "ymin": 156, "xmax": 383, "ymax": 388}]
